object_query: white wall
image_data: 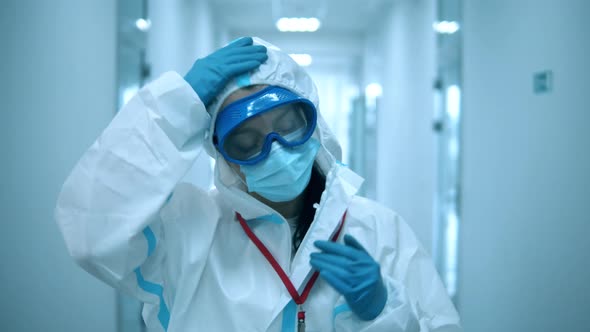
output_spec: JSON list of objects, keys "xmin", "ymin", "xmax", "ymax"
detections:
[
  {"xmin": 0, "ymin": 1, "xmax": 117, "ymax": 331},
  {"xmin": 363, "ymin": 0, "xmax": 437, "ymax": 252},
  {"xmin": 148, "ymin": 0, "xmax": 215, "ymax": 76},
  {"xmin": 148, "ymin": 0, "xmax": 215, "ymax": 189},
  {"xmin": 459, "ymin": 0, "xmax": 590, "ymax": 331}
]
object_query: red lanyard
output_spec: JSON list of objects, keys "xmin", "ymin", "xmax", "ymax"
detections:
[{"xmin": 236, "ymin": 212, "xmax": 347, "ymax": 331}]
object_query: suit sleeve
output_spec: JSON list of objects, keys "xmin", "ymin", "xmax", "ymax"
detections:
[{"xmin": 54, "ymin": 71, "xmax": 213, "ymax": 329}]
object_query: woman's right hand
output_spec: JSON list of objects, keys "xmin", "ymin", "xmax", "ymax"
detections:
[{"xmin": 184, "ymin": 37, "xmax": 268, "ymax": 107}]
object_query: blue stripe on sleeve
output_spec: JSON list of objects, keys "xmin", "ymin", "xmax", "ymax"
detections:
[
  {"xmin": 142, "ymin": 227, "xmax": 157, "ymax": 257},
  {"xmin": 135, "ymin": 226, "xmax": 170, "ymax": 331}
]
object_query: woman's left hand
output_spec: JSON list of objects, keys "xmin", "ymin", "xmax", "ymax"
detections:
[{"xmin": 311, "ymin": 234, "xmax": 388, "ymax": 321}]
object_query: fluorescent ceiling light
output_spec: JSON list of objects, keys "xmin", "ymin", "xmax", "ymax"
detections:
[
  {"xmin": 276, "ymin": 17, "xmax": 321, "ymax": 32},
  {"xmin": 432, "ymin": 21, "xmax": 460, "ymax": 34},
  {"xmin": 135, "ymin": 18, "xmax": 152, "ymax": 32},
  {"xmin": 289, "ymin": 54, "xmax": 312, "ymax": 66},
  {"xmin": 365, "ymin": 83, "xmax": 383, "ymax": 99}
]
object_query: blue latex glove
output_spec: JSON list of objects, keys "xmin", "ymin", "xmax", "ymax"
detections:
[
  {"xmin": 184, "ymin": 37, "xmax": 268, "ymax": 106},
  {"xmin": 310, "ymin": 234, "xmax": 387, "ymax": 321}
]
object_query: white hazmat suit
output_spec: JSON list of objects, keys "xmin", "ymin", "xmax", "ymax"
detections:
[{"xmin": 55, "ymin": 38, "xmax": 461, "ymax": 331}]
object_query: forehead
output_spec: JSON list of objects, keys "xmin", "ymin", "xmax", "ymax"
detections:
[{"xmin": 219, "ymin": 84, "xmax": 269, "ymax": 111}]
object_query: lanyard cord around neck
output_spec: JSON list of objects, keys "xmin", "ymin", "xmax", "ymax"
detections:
[{"xmin": 236, "ymin": 212, "xmax": 347, "ymax": 306}]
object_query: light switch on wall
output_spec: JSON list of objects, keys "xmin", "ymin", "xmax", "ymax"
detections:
[{"xmin": 533, "ymin": 70, "xmax": 553, "ymax": 94}]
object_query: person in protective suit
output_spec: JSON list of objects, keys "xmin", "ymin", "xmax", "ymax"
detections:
[{"xmin": 55, "ymin": 37, "xmax": 461, "ymax": 331}]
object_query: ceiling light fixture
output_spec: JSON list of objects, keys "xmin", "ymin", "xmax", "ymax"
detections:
[
  {"xmin": 135, "ymin": 18, "xmax": 152, "ymax": 32},
  {"xmin": 432, "ymin": 21, "xmax": 460, "ymax": 34},
  {"xmin": 276, "ymin": 17, "xmax": 321, "ymax": 32},
  {"xmin": 365, "ymin": 83, "xmax": 383, "ymax": 99}
]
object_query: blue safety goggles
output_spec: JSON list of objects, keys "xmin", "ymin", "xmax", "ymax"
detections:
[{"xmin": 213, "ymin": 86, "xmax": 318, "ymax": 165}]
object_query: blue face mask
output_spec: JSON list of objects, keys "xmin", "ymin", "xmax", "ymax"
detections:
[{"xmin": 240, "ymin": 138, "xmax": 321, "ymax": 202}]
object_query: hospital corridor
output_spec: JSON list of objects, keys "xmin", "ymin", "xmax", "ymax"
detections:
[{"xmin": 0, "ymin": 0, "xmax": 588, "ymax": 331}]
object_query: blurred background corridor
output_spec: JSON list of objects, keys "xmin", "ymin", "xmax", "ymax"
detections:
[{"xmin": 1, "ymin": 0, "xmax": 588, "ymax": 331}]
